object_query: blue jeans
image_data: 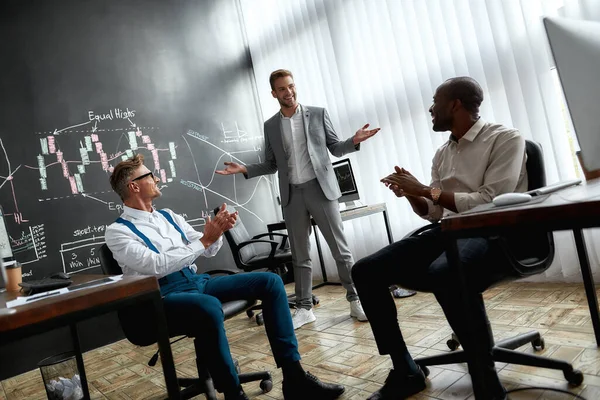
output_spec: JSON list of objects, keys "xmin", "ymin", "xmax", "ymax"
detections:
[{"xmin": 159, "ymin": 268, "xmax": 300, "ymax": 391}]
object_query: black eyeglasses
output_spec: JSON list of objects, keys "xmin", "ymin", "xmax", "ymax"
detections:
[{"xmin": 130, "ymin": 172, "xmax": 154, "ymax": 183}]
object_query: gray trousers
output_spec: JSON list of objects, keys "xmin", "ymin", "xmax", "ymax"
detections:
[{"xmin": 283, "ymin": 179, "xmax": 358, "ymax": 309}]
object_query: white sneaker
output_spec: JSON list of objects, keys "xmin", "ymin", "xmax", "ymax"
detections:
[
  {"xmin": 292, "ymin": 308, "xmax": 316, "ymax": 330},
  {"xmin": 350, "ymin": 300, "xmax": 368, "ymax": 322}
]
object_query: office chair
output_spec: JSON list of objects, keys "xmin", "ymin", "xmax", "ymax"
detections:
[
  {"xmin": 214, "ymin": 205, "xmax": 319, "ymax": 325},
  {"xmin": 99, "ymin": 244, "xmax": 273, "ymax": 400},
  {"xmin": 408, "ymin": 140, "xmax": 583, "ymax": 386}
]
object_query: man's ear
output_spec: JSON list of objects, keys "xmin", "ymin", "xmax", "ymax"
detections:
[
  {"xmin": 129, "ymin": 182, "xmax": 139, "ymax": 194},
  {"xmin": 271, "ymin": 90, "xmax": 277, "ymax": 99},
  {"xmin": 451, "ymin": 99, "xmax": 462, "ymax": 113}
]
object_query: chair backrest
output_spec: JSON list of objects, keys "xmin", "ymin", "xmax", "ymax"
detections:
[
  {"xmin": 500, "ymin": 139, "xmax": 554, "ymax": 277},
  {"xmin": 214, "ymin": 205, "xmax": 264, "ymax": 269},
  {"xmin": 98, "ymin": 243, "xmax": 158, "ymax": 345},
  {"xmin": 99, "ymin": 244, "xmax": 123, "ymax": 275},
  {"xmin": 525, "ymin": 140, "xmax": 546, "ymax": 191}
]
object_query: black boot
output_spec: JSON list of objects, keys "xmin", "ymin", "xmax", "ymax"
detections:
[
  {"xmin": 282, "ymin": 370, "xmax": 345, "ymax": 400},
  {"xmin": 366, "ymin": 367, "xmax": 426, "ymax": 399}
]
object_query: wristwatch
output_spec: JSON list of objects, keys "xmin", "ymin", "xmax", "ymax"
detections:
[{"xmin": 430, "ymin": 187, "xmax": 442, "ymax": 205}]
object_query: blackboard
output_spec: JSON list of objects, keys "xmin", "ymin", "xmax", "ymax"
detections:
[{"xmin": 0, "ymin": 0, "xmax": 279, "ymax": 281}]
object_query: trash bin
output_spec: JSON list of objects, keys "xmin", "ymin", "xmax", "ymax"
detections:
[{"xmin": 38, "ymin": 352, "xmax": 84, "ymax": 400}]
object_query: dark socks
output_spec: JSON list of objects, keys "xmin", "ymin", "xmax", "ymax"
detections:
[
  {"xmin": 390, "ymin": 350, "xmax": 421, "ymax": 376},
  {"xmin": 282, "ymin": 360, "xmax": 306, "ymax": 381}
]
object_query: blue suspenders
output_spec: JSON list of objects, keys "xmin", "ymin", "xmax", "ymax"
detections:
[
  {"xmin": 156, "ymin": 210, "xmax": 190, "ymax": 244},
  {"xmin": 116, "ymin": 209, "xmax": 190, "ymax": 254}
]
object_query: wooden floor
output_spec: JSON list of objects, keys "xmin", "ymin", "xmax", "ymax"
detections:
[{"xmin": 3, "ymin": 281, "xmax": 600, "ymax": 400}]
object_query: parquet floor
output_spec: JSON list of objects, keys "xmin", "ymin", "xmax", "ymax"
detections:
[{"xmin": 3, "ymin": 281, "xmax": 600, "ymax": 399}]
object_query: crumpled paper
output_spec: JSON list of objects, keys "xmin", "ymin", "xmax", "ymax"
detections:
[{"xmin": 45, "ymin": 374, "xmax": 83, "ymax": 400}]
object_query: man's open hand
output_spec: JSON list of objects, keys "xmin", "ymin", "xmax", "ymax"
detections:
[
  {"xmin": 216, "ymin": 162, "xmax": 247, "ymax": 175},
  {"xmin": 352, "ymin": 123, "xmax": 380, "ymax": 145}
]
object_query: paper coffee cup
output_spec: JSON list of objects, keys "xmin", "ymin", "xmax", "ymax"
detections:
[{"xmin": 5, "ymin": 261, "xmax": 22, "ymax": 292}]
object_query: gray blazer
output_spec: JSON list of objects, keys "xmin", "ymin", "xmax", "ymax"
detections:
[{"xmin": 245, "ymin": 105, "xmax": 359, "ymax": 207}]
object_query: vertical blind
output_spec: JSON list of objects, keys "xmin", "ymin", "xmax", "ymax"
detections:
[{"xmin": 240, "ymin": 0, "xmax": 600, "ymax": 282}]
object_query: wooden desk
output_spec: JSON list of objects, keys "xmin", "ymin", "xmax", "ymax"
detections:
[
  {"xmin": 0, "ymin": 275, "xmax": 180, "ymax": 400},
  {"xmin": 442, "ymin": 179, "xmax": 600, "ymax": 397},
  {"xmin": 267, "ymin": 203, "xmax": 394, "ymax": 288}
]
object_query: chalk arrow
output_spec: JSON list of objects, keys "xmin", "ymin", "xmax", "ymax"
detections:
[
  {"xmin": 53, "ymin": 120, "xmax": 93, "ymax": 135},
  {"xmin": 81, "ymin": 193, "xmax": 108, "ymax": 204}
]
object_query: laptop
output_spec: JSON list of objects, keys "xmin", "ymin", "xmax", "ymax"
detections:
[{"xmin": 525, "ymin": 179, "xmax": 582, "ymax": 196}]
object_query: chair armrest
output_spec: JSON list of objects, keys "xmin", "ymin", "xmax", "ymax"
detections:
[
  {"xmin": 238, "ymin": 239, "xmax": 278, "ymax": 259},
  {"xmin": 252, "ymin": 232, "xmax": 289, "ymax": 249},
  {"xmin": 402, "ymin": 222, "xmax": 440, "ymax": 240}
]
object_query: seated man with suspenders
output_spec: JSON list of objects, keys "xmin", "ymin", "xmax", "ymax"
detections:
[{"xmin": 104, "ymin": 154, "xmax": 344, "ymax": 400}]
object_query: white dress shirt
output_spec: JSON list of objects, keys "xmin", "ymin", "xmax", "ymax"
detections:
[
  {"xmin": 424, "ymin": 118, "xmax": 528, "ymax": 222},
  {"xmin": 105, "ymin": 205, "xmax": 222, "ymax": 277},
  {"xmin": 280, "ymin": 104, "xmax": 317, "ymax": 184}
]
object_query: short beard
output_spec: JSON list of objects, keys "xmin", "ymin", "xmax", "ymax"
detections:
[{"xmin": 432, "ymin": 119, "xmax": 452, "ymax": 132}]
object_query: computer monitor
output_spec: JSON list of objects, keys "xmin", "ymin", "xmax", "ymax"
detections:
[
  {"xmin": 0, "ymin": 259, "xmax": 7, "ymax": 290},
  {"xmin": 543, "ymin": 16, "xmax": 600, "ymax": 173},
  {"xmin": 0, "ymin": 208, "xmax": 17, "ymax": 313},
  {"xmin": 0, "ymin": 206, "xmax": 15, "ymax": 266},
  {"xmin": 332, "ymin": 158, "xmax": 360, "ymax": 209}
]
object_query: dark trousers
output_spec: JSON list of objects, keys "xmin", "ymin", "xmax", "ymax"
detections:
[
  {"xmin": 159, "ymin": 268, "xmax": 300, "ymax": 391},
  {"xmin": 351, "ymin": 225, "xmax": 509, "ymax": 383}
]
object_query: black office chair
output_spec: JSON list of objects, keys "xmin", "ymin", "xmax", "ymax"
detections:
[
  {"xmin": 407, "ymin": 140, "xmax": 584, "ymax": 386},
  {"xmin": 214, "ymin": 205, "xmax": 319, "ymax": 325},
  {"xmin": 99, "ymin": 244, "xmax": 273, "ymax": 400}
]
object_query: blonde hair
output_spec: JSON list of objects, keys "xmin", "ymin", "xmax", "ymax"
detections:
[
  {"xmin": 109, "ymin": 154, "xmax": 144, "ymax": 201},
  {"xmin": 269, "ymin": 69, "xmax": 293, "ymax": 90}
]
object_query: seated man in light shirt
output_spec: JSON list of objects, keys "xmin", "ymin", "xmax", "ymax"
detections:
[
  {"xmin": 104, "ymin": 154, "xmax": 345, "ymax": 400},
  {"xmin": 352, "ymin": 77, "xmax": 527, "ymax": 400}
]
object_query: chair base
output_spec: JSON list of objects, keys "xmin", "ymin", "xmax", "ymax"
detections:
[
  {"xmin": 170, "ymin": 370, "xmax": 273, "ymax": 400},
  {"xmin": 414, "ymin": 330, "xmax": 584, "ymax": 386}
]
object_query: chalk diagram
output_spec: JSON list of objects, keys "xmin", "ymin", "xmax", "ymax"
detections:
[{"xmin": 0, "ymin": 109, "xmax": 274, "ymax": 275}]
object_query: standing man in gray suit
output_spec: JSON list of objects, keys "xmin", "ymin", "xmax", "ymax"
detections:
[{"xmin": 216, "ymin": 69, "xmax": 380, "ymax": 329}]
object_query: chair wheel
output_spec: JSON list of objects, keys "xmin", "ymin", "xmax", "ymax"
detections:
[
  {"xmin": 447, "ymin": 339, "xmax": 460, "ymax": 351},
  {"xmin": 564, "ymin": 369, "xmax": 584, "ymax": 386},
  {"xmin": 312, "ymin": 296, "xmax": 320, "ymax": 306},
  {"xmin": 246, "ymin": 310, "xmax": 254, "ymax": 318},
  {"xmin": 532, "ymin": 337, "xmax": 545, "ymax": 351},
  {"xmin": 256, "ymin": 314, "xmax": 264, "ymax": 326},
  {"xmin": 421, "ymin": 366, "xmax": 430, "ymax": 377},
  {"xmin": 260, "ymin": 379, "xmax": 273, "ymax": 393}
]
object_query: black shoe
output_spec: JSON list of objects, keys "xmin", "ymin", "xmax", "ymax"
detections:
[
  {"xmin": 282, "ymin": 371, "xmax": 345, "ymax": 400},
  {"xmin": 224, "ymin": 387, "xmax": 249, "ymax": 400},
  {"xmin": 366, "ymin": 368, "xmax": 426, "ymax": 399}
]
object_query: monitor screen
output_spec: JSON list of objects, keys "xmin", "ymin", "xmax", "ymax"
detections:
[
  {"xmin": 544, "ymin": 16, "xmax": 600, "ymax": 172},
  {"xmin": 0, "ymin": 206, "xmax": 14, "ymax": 265},
  {"xmin": 0, "ymin": 260, "xmax": 6, "ymax": 290},
  {"xmin": 332, "ymin": 158, "xmax": 359, "ymax": 203}
]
